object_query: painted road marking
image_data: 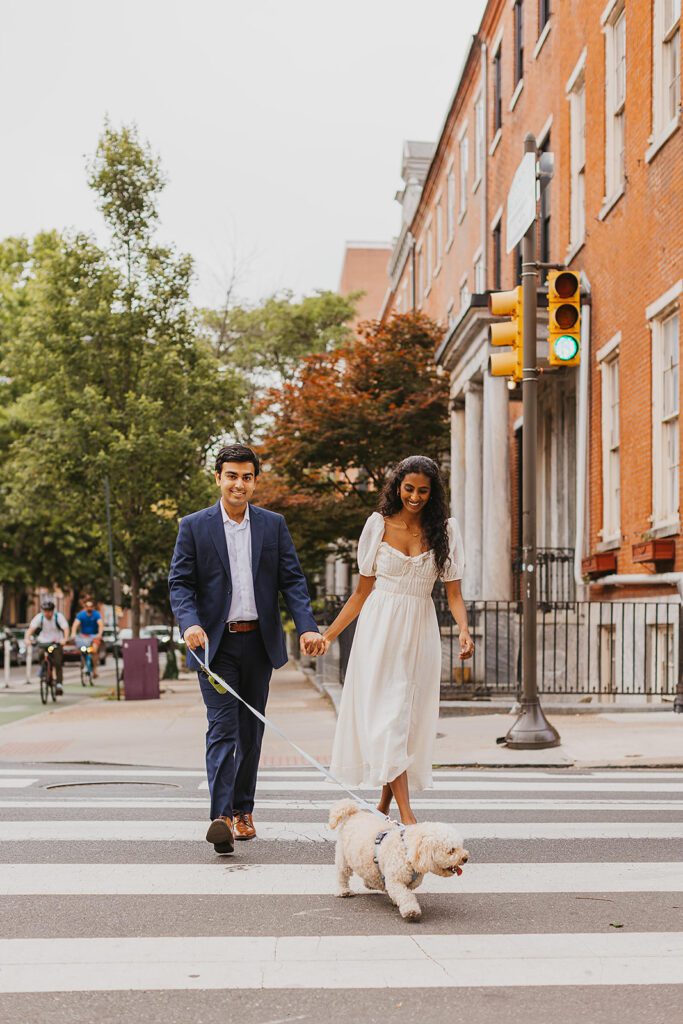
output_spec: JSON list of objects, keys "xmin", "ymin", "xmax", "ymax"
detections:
[
  {"xmin": 2, "ymin": 820, "xmax": 683, "ymax": 841},
  {"xmin": 1, "ymin": 932, "xmax": 682, "ymax": 992},
  {"xmin": 2, "ymin": 862, "xmax": 682, "ymax": 896}
]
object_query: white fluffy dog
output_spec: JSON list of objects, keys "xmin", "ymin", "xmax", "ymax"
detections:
[{"xmin": 328, "ymin": 800, "xmax": 469, "ymax": 920}]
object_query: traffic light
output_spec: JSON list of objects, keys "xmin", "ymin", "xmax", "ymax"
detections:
[
  {"xmin": 488, "ymin": 286, "xmax": 523, "ymax": 382},
  {"xmin": 548, "ymin": 270, "xmax": 581, "ymax": 366}
]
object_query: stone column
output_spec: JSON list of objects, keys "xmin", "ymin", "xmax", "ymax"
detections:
[
  {"xmin": 481, "ymin": 374, "xmax": 512, "ymax": 599},
  {"xmin": 463, "ymin": 381, "xmax": 483, "ymax": 599},
  {"xmin": 450, "ymin": 398, "xmax": 466, "ymax": 528}
]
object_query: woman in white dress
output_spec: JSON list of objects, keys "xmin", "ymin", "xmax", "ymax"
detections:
[{"xmin": 324, "ymin": 456, "xmax": 474, "ymax": 825}]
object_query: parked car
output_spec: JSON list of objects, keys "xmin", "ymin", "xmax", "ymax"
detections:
[{"xmin": 0, "ymin": 628, "xmax": 20, "ymax": 667}]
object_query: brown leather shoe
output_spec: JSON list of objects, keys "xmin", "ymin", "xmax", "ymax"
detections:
[
  {"xmin": 233, "ymin": 812, "xmax": 256, "ymax": 840},
  {"xmin": 206, "ymin": 816, "xmax": 234, "ymax": 853}
]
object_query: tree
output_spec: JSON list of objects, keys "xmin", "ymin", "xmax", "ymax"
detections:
[
  {"xmin": 257, "ymin": 313, "xmax": 450, "ymax": 574},
  {"xmin": 0, "ymin": 123, "xmax": 243, "ymax": 633},
  {"xmin": 200, "ymin": 289, "xmax": 359, "ymax": 443}
]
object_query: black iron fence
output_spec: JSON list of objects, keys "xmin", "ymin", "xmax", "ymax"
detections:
[
  {"xmin": 318, "ymin": 593, "xmax": 682, "ymax": 700},
  {"xmin": 512, "ymin": 547, "xmax": 575, "ymax": 606}
]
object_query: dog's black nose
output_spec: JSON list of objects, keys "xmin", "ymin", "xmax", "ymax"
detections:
[{"xmin": 461, "ymin": 854, "xmax": 468, "ymax": 863}]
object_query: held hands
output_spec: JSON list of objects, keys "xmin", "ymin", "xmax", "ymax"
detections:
[
  {"xmin": 300, "ymin": 631, "xmax": 329, "ymax": 657},
  {"xmin": 459, "ymin": 628, "xmax": 475, "ymax": 660},
  {"xmin": 184, "ymin": 624, "xmax": 209, "ymax": 652}
]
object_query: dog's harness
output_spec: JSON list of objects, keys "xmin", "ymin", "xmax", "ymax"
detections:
[{"xmin": 373, "ymin": 827, "xmax": 420, "ymax": 888}]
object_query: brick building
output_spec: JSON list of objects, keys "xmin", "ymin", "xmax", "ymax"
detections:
[
  {"xmin": 378, "ymin": 0, "xmax": 681, "ymax": 697},
  {"xmin": 338, "ymin": 241, "xmax": 393, "ymax": 327}
]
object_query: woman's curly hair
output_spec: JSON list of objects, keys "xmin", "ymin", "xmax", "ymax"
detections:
[{"xmin": 376, "ymin": 455, "xmax": 451, "ymax": 577}]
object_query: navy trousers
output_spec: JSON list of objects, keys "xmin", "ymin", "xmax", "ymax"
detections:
[{"xmin": 198, "ymin": 626, "xmax": 272, "ymax": 820}]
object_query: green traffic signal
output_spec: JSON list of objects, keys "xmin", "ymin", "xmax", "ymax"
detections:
[{"xmin": 554, "ymin": 334, "xmax": 580, "ymax": 362}]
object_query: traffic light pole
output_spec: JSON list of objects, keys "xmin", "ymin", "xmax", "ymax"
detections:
[{"xmin": 504, "ymin": 134, "xmax": 560, "ymax": 750}]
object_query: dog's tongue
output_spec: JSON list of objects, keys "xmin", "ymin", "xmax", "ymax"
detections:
[{"xmin": 455, "ymin": 866, "xmax": 463, "ymax": 876}]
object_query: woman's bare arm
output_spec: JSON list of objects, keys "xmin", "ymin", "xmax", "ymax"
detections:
[
  {"xmin": 323, "ymin": 574, "xmax": 376, "ymax": 644},
  {"xmin": 445, "ymin": 579, "xmax": 474, "ymax": 659}
]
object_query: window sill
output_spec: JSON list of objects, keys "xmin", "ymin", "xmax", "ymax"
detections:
[
  {"xmin": 648, "ymin": 521, "xmax": 680, "ymax": 540},
  {"xmin": 445, "ymin": 234, "xmax": 454, "ymax": 253},
  {"xmin": 472, "ymin": 175, "xmax": 482, "ymax": 195},
  {"xmin": 532, "ymin": 19, "xmax": 552, "ymax": 60},
  {"xmin": 458, "ymin": 208, "xmax": 467, "ymax": 226},
  {"xmin": 433, "ymin": 262, "xmax": 442, "ymax": 279},
  {"xmin": 565, "ymin": 237, "xmax": 586, "ymax": 264},
  {"xmin": 424, "ymin": 285, "xmax": 432, "ymax": 300},
  {"xmin": 509, "ymin": 78, "xmax": 524, "ymax": 112},
  {"xmin": 645, "ymin": 119, "xmax": 680, "ymax": 164},
  {"xmin": 489, "ymin": 127, "xmax": 502, "ymax": 156},
  {"xmin": 597, "ymin": 536, "xmax": 621, "ymax": 552},
  {"xmin": 598, "ymin": 185, "xmax": 625, "ymax": 221}
]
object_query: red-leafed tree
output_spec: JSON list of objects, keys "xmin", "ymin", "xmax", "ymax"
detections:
[{"xmin": 256, "ymin": 313, "xmax": 449, "ymax": 574}]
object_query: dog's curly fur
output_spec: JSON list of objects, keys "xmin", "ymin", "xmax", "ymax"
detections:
[{"xmin": 328, "ymin": 800, "xmax": 469, "ymax": 920}]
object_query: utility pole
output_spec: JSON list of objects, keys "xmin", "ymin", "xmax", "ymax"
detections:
[
  {"xmin": 104, "ymin": 476, "xmax": 121, "ymax": 701},
  {"xmin": 504, "ymin": 134, "xmax": 560, "ymax": 749}
]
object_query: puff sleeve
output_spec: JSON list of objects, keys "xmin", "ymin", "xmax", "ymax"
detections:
[
  {"xmin": 356, "ymin": 512, "xmax": 385, "ymax": 577},
  {"xmin": 442, "ymin": 517, "xmax": 465, "ymax": 581}
]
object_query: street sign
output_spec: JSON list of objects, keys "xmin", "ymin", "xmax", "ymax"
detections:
[{"xmin": 506, "ymin": 151, "xmax": 537, "ymax": 254}]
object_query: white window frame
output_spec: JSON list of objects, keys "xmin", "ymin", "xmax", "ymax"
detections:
[
  {"xmin": 435, "ymin": 197, "xmax": 444, "ymax": 273},
  {"xmin": 425, "ymin": 220, "xmax": 433, "ymax": 291},
  {"xmin": 651, "ymin": 0, "xmax": 681, "ymax": 153},
  {"xmin": 417, "ymin": 244, "xmax": 425, "ymax": 308},
  {"xmin": 473, "ymin": 247, "xmax": 485, "ymax": 293},
  {"xmin": 650, "ymin": 290, "xmax": 681, "ymax": 530},
  {"xmin": 458, "ymin": 124, "xmax": 469, "ymax": 221},
  {"xmin": 566, "ymin": 51, "xmax": 587, "ymax": 253},
  {"xmin": 446, "ymin": 161, "xmax": 456, "ymax": 249},
  {"xmin": 473, "ymin": 92, "xmax": 484, "ymax": 189},
  {"xmin": 447, "ymin": 297, "xmax": 457, "ymax": 330},
  {"xmin": 598, "ymin": 335, "xmax": 621, "ymax": 544},
  {"xmin": 459, "ymin": 272, "xmax": 470, "ymax": 311},
  {"xmin": 603, "ymin": 2, "xmax": 626, "ymax": 206}
]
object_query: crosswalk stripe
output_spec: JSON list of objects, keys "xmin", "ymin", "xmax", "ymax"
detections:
[
  {"xmin": 2, "ymin": 820, "xmax": 683, "ymax": 841},
  {"xmin": 0, "ymin": 766, "xmax": 680, "ymax": 781},
  {"xmin": 2, "ymin": 797, "xmax": 682, "ymax": 811},
  {"xmin": 1, "ymin": 932, "xmax": 681, "ymax": 992},
  {"xmin": 233, "ymin": 779, "xmax": 683, "ymax": 794},
  {"xmin": 2, "ymin": 862, "xmax": 681, "ymax": 895}
]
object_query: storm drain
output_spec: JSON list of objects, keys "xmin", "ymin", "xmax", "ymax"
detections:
[{"xmin": 45, "ymin": 781, "xmax": 182, "ymax": 791}]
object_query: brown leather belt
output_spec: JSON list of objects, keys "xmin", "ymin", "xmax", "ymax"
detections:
[{"xmin": 226, "ymin": 620, "xmax": 259, "ymax": 633}]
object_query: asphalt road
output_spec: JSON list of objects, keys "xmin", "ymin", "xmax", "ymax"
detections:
[{"xmin": 0, "ymin": 764, "xmax": 681, "ymax": 1024}]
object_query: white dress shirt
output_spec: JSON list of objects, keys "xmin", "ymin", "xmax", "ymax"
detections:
[{"xmin": 221, "ymin": 501, "xmax": 259, "ymax": 622}]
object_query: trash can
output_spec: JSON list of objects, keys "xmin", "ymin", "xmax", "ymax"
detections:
[{"xmin": 122, "ymin": 637, "xmax": 160, "ymax": 700}]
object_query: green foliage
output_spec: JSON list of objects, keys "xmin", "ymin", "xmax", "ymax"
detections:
[{"xmin": 0, "ymin": 124, "xmax": 242, "ymax": 631}]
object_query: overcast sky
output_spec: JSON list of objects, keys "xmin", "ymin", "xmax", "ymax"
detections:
[{"xmin": 2, "ymin": 0, "xmax": 485, "ymax": 307}]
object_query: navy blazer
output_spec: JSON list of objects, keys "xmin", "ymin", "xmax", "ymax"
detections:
[{"xmin": 168, "ymin": 500, "xmax": 318, "ymax": 670}]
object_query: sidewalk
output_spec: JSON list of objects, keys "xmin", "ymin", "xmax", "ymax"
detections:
[{"xmin": 0, "ymin": 661, "xmax": 680, "ymax": 769}]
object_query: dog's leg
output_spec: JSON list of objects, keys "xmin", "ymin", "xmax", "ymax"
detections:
[
  {"xmin": 385, "ymin": 880, "xmax": 421, "ymax": 920},
  {"xmin": 335, "ymin": 839, "xmax": 354, "ymax": 898}
]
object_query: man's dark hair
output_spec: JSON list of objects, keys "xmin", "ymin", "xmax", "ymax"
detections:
[{"xmin": 215, "ymin": 443, "xmax": 260, "ymax": 477}]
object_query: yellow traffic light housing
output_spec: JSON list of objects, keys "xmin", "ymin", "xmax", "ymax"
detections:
[
  {"xmin": 488, "ymin": 286, "xmax": 523, "ymax": 382},
  {"xmin": 548, "ymin": 270, "xmax": 581, "ymax": 366}
]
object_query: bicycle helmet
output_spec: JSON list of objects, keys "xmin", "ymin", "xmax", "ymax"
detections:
[{"xmin": 40, "ymin": 599, "xmax": 55, "ymax": 611}]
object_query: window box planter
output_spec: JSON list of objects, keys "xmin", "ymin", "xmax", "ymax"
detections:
[
  {"xmin": 632, "ymin": 539, "xmax": 676, "ymax": 563},
  {"xmin": 581, "ymin": 553, "xmax": 617, "ymax": 579}
]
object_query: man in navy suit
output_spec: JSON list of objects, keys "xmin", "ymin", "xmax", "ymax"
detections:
[{"xmin": 169, "ymin": 443, "xmax": 325, "ymax": 853}]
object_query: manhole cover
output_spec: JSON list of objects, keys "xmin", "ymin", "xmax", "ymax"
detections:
[{"xmin": 45, "ymin": 781, "xmax": 182, "ymax": 791}]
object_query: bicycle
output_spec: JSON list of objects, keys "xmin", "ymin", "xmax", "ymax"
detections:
[
  {"xmin": 79, "ymin": 642, "xmax": 96, "ymax": 687},
  {"xmin": 37, "ymin": 643, "xmax": 59, "ymax": 704}
]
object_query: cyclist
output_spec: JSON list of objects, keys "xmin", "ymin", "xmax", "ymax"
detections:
[
  {"xmin": 25, "ymin": 599, "xmax": 69, "ymax": 695},
  {"xmin": 71, "ymin": 597, "xmax": 104, "ymax": 678}
]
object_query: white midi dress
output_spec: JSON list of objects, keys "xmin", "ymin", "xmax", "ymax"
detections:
[{"xmin": 329, "ymin": 512, "xmax": 465, "ymax": 792}]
